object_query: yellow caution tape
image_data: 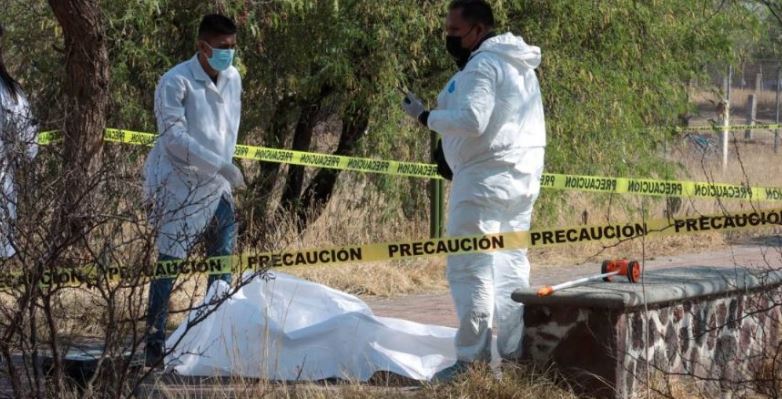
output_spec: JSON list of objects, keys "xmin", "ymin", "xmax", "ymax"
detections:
[
  {"xmin": 0, "ymin": 257, "xmax": 236, "ymax": 289},
  {"xmin": 541, "ymin": 174, "xmax": 782, "ymax": 202},
  {"xmin": 675, "ymin": 123, "xmax": 782, "ymax": 132},
  {"xmin": 39, "ymin": 129, "xmax": 441, "ymax": 179},
  {"xmin": 37, "ymin": 129, "xmax": 782, "ymax": 202},
  {"xmin": 5, "ymin": 207, "xmax": 781, "ymax": 289}
]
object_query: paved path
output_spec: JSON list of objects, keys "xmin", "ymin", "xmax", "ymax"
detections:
[{"xmin": 363, "ymin": 239, "xmax": 782, "ymax": 328}]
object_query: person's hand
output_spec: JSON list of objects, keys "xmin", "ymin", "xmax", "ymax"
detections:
[
  {"xmin": 401, "ymin": 91, "xmax": 427, "ymax": 120},
  {"xmin": 219, "ymin": 162, "xmax": 246, "ymax": 190}
]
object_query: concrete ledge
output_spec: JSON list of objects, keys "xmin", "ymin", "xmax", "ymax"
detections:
[
  {"xmin": 516, "ymin": 266, "xmax": 782, "ymax": 398},
  {"xmin": 513, "ymin": 266, "xmax": 782, "ymax": 309}
]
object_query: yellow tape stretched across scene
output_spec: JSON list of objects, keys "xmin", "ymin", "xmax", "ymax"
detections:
[
  {"xmin": 674, "ymin": 123, "xmax": 782, "ymax": 132},
  {"xmin": 37, "ymin": 129, "xmax": 782, "ymax": 202},
  {"xmin": 5, "ymin": 206, "xmax": 781, "ymax": 289},
  {"xmin": 541, "ymin": 173, "xmax": 782, "ymax": 202},
  {"xmin": 38, "ymin": 129, "xmax": 441, "ymax": 179}
]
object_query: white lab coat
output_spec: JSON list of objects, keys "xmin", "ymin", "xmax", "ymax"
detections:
[
  {"xmin": 0, "ymin": 81, "xmax": 37, "ymax": 258},
  {"xmin": 426, "ymin": 33, "xmax": 546, "ymax": 362},
  {"xmin": 144, "ymin": 55, "xmax": 242, "ymax": 259}
]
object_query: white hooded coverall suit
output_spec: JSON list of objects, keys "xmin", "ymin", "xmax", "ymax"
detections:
[
  {"xmin": 0, "ymin": 82, "xmax": 37, "ymax": 259},
  {"xmin": 426, "ymin": 33, "xmax": 546, "ymax": 362}
]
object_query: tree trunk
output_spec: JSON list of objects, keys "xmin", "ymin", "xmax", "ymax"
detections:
[
  {"xmin": 48, "ymin": 0, "xmax": 109, "ymax": 237},
  {"xmin": 45, "ymin": 0, "xmax": 108, "ymax": 392},
  {"xmin": 242, "ymin": 95, "xmax": 296, "ymax": 245},
  {"xmin": 279, "ymin": 85, "xmax": 332, "ymax": 216},
  {"xmin": 295, "ymin": 104, "xmax": 369, "ymax": 231},
  {"xmin": 279, "ymin": 99, "xmax": 323, "ymax": 213}
]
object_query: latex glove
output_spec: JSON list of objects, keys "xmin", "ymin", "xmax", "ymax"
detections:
[
  {"xmin": 401, "ymin": 91, "xmax": 427, "ymax": 120},
  {"xmin": 219, "ymin": 162, "xmax": 246, "ymax": 190}
]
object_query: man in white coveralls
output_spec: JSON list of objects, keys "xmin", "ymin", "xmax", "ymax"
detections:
[
  {"xmin": 143, "ymin": 14, "xmax": 245, "ymax": 366},
  {"xmin": 401, "ymin": 0, "xmax": 546, "ymax": 382}
]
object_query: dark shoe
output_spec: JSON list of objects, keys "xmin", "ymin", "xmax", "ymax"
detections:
[{"xmin": 430, "ymin": 360, "xmax": 471, "ymax": 384}]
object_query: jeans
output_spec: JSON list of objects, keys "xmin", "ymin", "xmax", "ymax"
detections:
[{"xmin": 146, "ymin": 195, "xmax": 235, "ymax": 352}]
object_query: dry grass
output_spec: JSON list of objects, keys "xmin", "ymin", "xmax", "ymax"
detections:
[
  {"xmin": 534, "ymin": 130, "xmax": 782, "ymax": 264},
  {"xmin": 693, "ymin": 88, "xmax": 780, "ymax": 122},
  {"xmin": 730, "ymin": 88, "xmax": 779, "ymax": 114},
  {"xmin": 50, "ymin": 127, "xmax": 745, "ymax": 345},
  {"xmin": 39, "ymin": 96, "xmax": 782, "ymax": 338},
  {"xmin": 215, "ymin": 133, "xmax": 782, "ymax": 302},
  {"xmin": 143, "ymin": 363, "xmax": 581, "ymax": 399},
  {"xmin": 141, "ymin": 362, "xmax": 739, "ymax": 398},
  {"xmin": 21, "ymin": 93, "xmax": 782, "ymax": 398},
  {"xmin": 693, "ymin": 87, "xmax": 780, "ymax": 110}
]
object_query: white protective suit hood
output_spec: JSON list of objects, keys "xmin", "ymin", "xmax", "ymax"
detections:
[
  {"xmin": 427, "ymin": 31, "xmax": 546, "ymax": 175},
  {"xmin": 474, "ymin": 32, "xmax": 541, "ymax": 71}
]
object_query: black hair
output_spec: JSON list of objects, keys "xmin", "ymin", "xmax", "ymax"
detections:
[
  {"xmin": 197, "ymin": 14, "xmax": 237, "ymax": 40},
  {"xmin": 0, "ymin": 24, "xmax": 19, "ymax": 101},
  {"xmin": 448, "ymin": 0, "xmax": 495, "ymax": 28}
]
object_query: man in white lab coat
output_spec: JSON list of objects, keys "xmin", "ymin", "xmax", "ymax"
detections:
[
  {"xmin": 143, "ymin": 14, "xmax": 245, "ymax": 366},
  {"xmin": 402, "ymin": 0, "xmax": 546, "ymax": 382}
]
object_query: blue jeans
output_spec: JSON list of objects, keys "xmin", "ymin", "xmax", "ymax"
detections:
[{"xmin": 146, "ymin": 195, "xmax": 235, "ymax": 351}]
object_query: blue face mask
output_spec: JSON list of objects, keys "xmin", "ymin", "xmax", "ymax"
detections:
[{"xmin": 205, "ymin": 44, "xmax": 235, "ymax": 72}]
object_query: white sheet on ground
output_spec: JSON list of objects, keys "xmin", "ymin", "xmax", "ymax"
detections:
[{"xmin": 165, "ymin": 272, "xmax": 460, "ymax": 381}]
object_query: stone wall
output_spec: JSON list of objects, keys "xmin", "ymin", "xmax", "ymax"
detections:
[
  {"xmin": 514, "ymin": 267, "xmax": 782, "ymax": 399},
  {"xmin": 621, "ymin": 292, "xmax": 781, "ymax": 397}
]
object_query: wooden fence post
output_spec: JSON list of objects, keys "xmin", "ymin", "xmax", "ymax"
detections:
[
  {"xmin": 775, "ymin": 66, "xmax": 780, "ymax": 153},
  {"xmin": 722, "ymin": 65, "xmax": 732, "ymax": 171},
  {"xmin": 746, "ymin": 73, "xmax": 761, "ymax": 140},
  {"xmin": 745, "ymin": 94, "xmax": 757, "ymax": 140}
]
